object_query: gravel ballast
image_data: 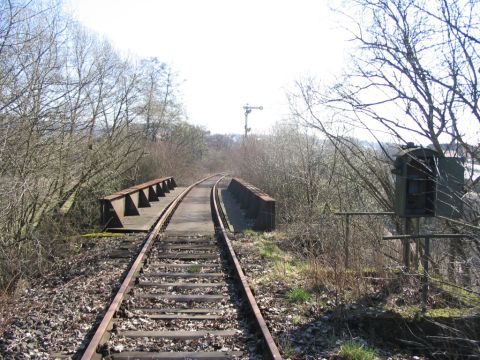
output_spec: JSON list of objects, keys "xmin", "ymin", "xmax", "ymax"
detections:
[{"xmin": 0, "ymin": 234, "xmax": 145, "ymax": 359}]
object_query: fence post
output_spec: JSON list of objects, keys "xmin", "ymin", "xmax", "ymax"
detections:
[
  {"xmin": 413, "ymin": 218, "xmax": 420, "ymax": 270},
  {"xmin": 403, "ymin": 218, "xmax": 412, "ymax": 270},
  {"xmin": 345, "ymin": 214, "xmax": 350, "ymax": 269},
  {"xmin": 421, "ymin": 236, "xmax": 430, "ymax": 314}
]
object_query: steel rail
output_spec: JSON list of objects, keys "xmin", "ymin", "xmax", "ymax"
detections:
[
  {"xmin": 81, "ymin": 174, "xmax": 217, "ymax": 360},
  {"xmin": 211, "ymin": 177, "xmax": 282, "ymax": 360}
]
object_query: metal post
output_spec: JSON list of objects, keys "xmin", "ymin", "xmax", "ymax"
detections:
[
  {"xmin": 345, "ymin": 214, "xmax": 350, "ymax": 269},
  {"xmin": 243, "ymin": 104, "xmax": 263, "ymax": 143},
  {"xmin": 403, "ymin": 218, "xmax": 412, "ymax": 270},
  {"xmin": 244, "ymin": 109, "xmax": 250, "ymax": 142},
  {"xmin": 414, "ymin": 218, "xmax": 420, "ymax": 270},
  {"xmin": 421, "ymin": 236, "xmax": 430, "ymax": 314}
]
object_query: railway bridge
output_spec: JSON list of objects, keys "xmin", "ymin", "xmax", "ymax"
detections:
[{"xmin": 82, "ymin": 174, "xmax": 280, "ymax": 360}]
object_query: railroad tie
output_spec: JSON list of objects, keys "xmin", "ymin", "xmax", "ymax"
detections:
[
  {"xmin": 154, "ymin": 253, "xmax": 218, "ymax": 260},
  {"xmin": 141, "ymin": 314, "xmax": 221, "ymax": 320},
  {"xmin": 117, "ymin": 330, "xmax": 239, "ymax": 339},
  {"xmin": 138, "ymin": 281, "xmax": 225, "ymax": 288},
  {"xmin": 157, "ymin": 244, "xmax": 217, "ymax": 250},
  {"xmin": 82, "ymin": 175, "xmax": 280, "ymax": 360},
  {"xmin": 131, "ymin": 307, "xmax": 223, "ymax": 314},
  {"xmin": 143, "ymin": 272, "xmax": 223, "ymax": 278},
  {"xmin": 110, "ymin": 351, "xmax": 244, "ymax": 359},
  {"xmin": 135, "ymin": 294, "xmax": 226, "ymax": 302},
  {"xmin": 148, "ymin": 263, "xmax": 220, "ymax": 269}
]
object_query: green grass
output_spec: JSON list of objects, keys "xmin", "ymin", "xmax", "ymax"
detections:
[
  {"xmin": 361, "ymin": 267, "xmax": 378, "ymax": 277},
  {"xmin": 339, "ymin": 341, "xmax": 377, "ymax": 360},
  {"xmin": 242, "ymin": 230, "xmax": 285, "ymax": 260},
  {"xmin": 279, "ymin": 339, "xmax": 297, "ymax": 358},
  {"xmin": 287, "ymin": 287, "xmax": 311, "ymax": 303},
  {"xmin": 426, "ymin": 307, "xmax": 477, "ymax": 317},
  {"xmin": 187, "ymin": 264, "xmax": 202, "ymax": 273},
  {"xmin": 242, "ymin": 229, "xmax": 258, "ymax": 237},
  {"xmin": 258, "ymin": 240, "xmax": 284, "ymax": 260},
  {"xmin": 273, "ymin": 260, "xmax": 294, "ymax": 274},
  {"xmin": 432, "ymin": 279, "xmax": 480, "ymax": 307},
  {"xmin": 391, "ymin": 304, "xmax": 479, "ymax": 320},
  {"xmin": 393, "ymin": 305, "xmax": 477, "ymax": 319},
  {"xmin": 292, "ymin": 315, "xmax": 302, "ymax": 326},
  {"xmin": 391, "ymin": 306, "xmax": 422, "ymax": 319},
  {"xmin": 249, "ymin": 234, "xmax": 309, "ymax": 286},
  {"xmin": 282, "ymin": 344, "xmax": 297, "ymax": 358},
  {"xmin": 260, "ymin": 242, "xmax": 277, "ymax": 258},
  {"xmin": 81, "ymin": 232, "xmax": 123, "ymax": 237}
]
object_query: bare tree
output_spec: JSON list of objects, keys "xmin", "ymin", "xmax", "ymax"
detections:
[
  {"xmin": 137, "ymin": 58, "xmax": 181, "ymax": 142},
  {"xmin": 136, "ymin": 121, "xmax": 209, "ymax": 183},
  {"xmin": 290, "ymin": 0, "xmax": 480, "ymax": 285},
  {"xmin": 318, "ymin": 0, "xmax": 479, "ymax": 169},
  {"xmin": 0, "ymin": 1, "xmax": 182, "ymax": 289}
]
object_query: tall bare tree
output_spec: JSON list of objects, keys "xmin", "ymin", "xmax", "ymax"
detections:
[
  {"xmin": 0, "ymin": 1, "xmax": 185, "ymax": 289},
  {"xmin": 290, "ymin": 0, "xmax": 480, "ymax": 285}
]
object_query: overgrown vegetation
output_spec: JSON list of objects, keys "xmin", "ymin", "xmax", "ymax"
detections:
[
  {"xmin": 81, "ymin": 233, "xmax": 124, "ymax": 238},
  {"xmin": 0, "ymin": 0, "xmax": 478, "ymax": 357},
  {"xmin": 230, "ymin": 1, "xmax": 480, "ymax": 357},
  {"xmin": 0, "ymin": 0, "xmax": 227, "ymax": 292},
  {"xmin": 237, "ymin": 229, "xmax": 480, "ymax": 358}
]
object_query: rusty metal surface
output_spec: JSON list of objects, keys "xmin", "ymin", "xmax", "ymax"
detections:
[
  {"xmin": 102, "ymin": 177, "xmax": 175, "ymax": 201},
  {"xmin": 227, "ymin": 178, "xmax": 276, "ymax": 231},
  {"xmin": 227, "ymin": 178, "xmax": 275, "ymax": 202},
  {"xmin": 100, "ymin": 177, "xmax": 179, "ymax": 230},
  {"xmin": 212, "ymin": 178, "xmax": 283, "ymax": 360},
  {"xmin": 108, "ymin": 187, "xmax": 186, "ymax": 232},
  {"xmin": 111, "ymin": 351, "xmax": 244, "ymax": 359},
  {"xmin": 80, "ymin": 176, "xmax": 210, "ymax": 360},
  {"xmin": 116, "ymin": 330, "xmax": 238, "ymax": 338}
]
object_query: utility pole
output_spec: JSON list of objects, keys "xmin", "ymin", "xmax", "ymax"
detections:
[{"xmin": 243, "ymin": 104, "xmax": 263, "ymax": 142}]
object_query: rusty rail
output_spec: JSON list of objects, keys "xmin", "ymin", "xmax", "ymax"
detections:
[
  {"xmin": 100, "ymin": 177, "xmax": 176, "ymax": 229},
  {"xmin": 81, "ymin": 175, "xmax": 212, "ymax": 360},
  {"xmin": 227, "ymin": 178, "xmax": 275, "ymax": 231},
  {"xmin": 212, "ymin": 177, "xmax": 282, "ymax": 360}
]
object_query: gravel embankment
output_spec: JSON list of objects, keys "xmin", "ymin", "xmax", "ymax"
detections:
[
  {"xmin": 231, "ymin": 233, "xmax": 425, "ymax": 360},
  {"xmin": 0, "ymin": 234, "xmax": 144, "ymax": 359},
  {"xmin": 103, "ymin": 236, "xmax": 257, "ymax": 359}
]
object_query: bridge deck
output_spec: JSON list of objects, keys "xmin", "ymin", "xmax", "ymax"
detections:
[
  {"xmin": 107, "ymin": 176, "xmax": 253, "ymax": 233},
  {"xmin": 109, "ymin": 187, "xmax": 186, "ymax": 232},
  {"xmin": 164, "ymin": 177, "xmax": 220, "ymax": 235}
]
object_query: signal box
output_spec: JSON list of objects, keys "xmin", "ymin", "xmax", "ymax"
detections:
[{"xmin": 392, "ymin": 146, "xmax": 464, "ymax": 218}]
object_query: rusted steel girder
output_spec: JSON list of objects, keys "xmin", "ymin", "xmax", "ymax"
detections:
[
  {"xmin": 227, "ymin": 178, "xmax": 275, "ymax": 231},
  {"xmin": 100, "ymin": 177, "xmax": 177, "ymax": 229}
]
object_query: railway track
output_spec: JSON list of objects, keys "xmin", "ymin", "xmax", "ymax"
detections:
[{"xmin": 80, "ymin": 174, "xmax": 281, "ymax": 360}]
